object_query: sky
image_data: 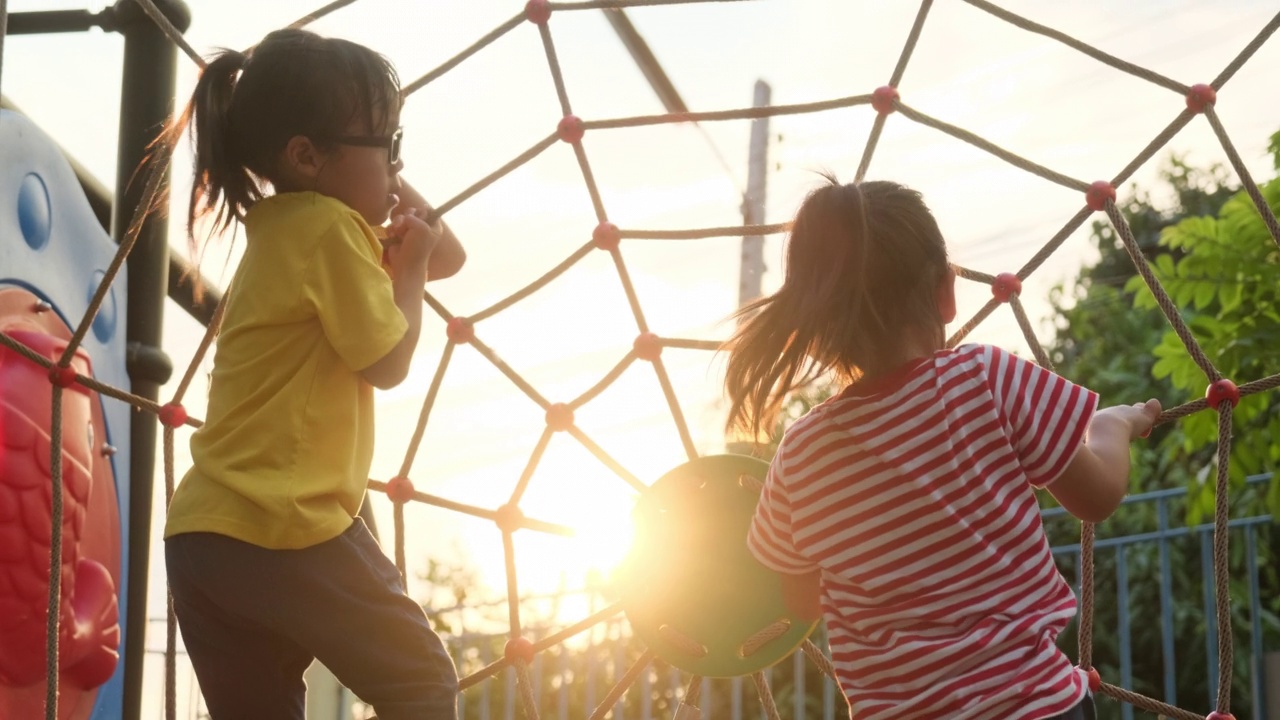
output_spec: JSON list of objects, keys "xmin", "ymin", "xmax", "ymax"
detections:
[{"xmin": 4, "ymin": 0, "xmax": 1280, "ymax": 716}]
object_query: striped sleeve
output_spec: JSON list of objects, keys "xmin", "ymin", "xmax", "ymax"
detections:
[
  {"xmin": 747, "ymin": 456, "xmax": 819, "ymax": 574},
  {"xmin": 979, "ymin": 345, "xmax": 1098, "ymax": 488}
]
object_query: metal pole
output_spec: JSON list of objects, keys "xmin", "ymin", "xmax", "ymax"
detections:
[
  {"xmin": 0, "ymin": 0, "xmax": 9, "ymax": 95},
  {"xmin": 111, "ymin": 2, "xmax": 190, "ymax": 718},
  {"xmin": 6, "ymin": 8, "xmax": 116, "ymax": 35},
  {"xmin": 738, "ymin": 80, "xmax": 771, "ymax": 309}
]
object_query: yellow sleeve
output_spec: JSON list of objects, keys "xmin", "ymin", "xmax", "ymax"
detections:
[{"xmin": 302, "ymin": 216, "xmax": 408, "ymax": 372}]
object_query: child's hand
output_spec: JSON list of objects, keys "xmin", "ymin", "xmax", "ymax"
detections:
[
  {"xmin": 1098, "ymin": 399, "xmax": 1162, "ymax": 440},
  {"xmin": 383, "ymin": 209, "xmax": 441, "ymax": 278}
]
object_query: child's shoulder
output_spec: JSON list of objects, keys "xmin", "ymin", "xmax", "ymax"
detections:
[{"xmin": 248, "ymin": 192, "xmax": 370, "ymax": 235}]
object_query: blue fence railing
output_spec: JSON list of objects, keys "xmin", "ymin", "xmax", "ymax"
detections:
[{"xmin": 1041, "ymin": 472, "xmax": 1276, "ymax": 720}]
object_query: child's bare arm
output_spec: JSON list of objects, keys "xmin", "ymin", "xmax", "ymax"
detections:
[
  {"xmin": 780, "ymin": 569, "xmax": 822, "ymax": 622},
  {"xmin": 394, "ymin": 180, "xmax": 466, "ymax": 281},
  {"xmin": 361, "ymin": 214, "xmax": 435, "ymax": 389},
  {"xmin": 1048, "ymin": 399, "xmax": 1160, "ymax": 523}
]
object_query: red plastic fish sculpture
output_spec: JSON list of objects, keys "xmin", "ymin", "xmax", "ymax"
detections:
[{"xmin": 0, "ymin": 328, "xmax": 120, "ymax": 692}]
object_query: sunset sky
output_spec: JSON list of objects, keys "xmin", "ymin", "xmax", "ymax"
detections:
[{"xmin": 5, "ymin": 0, "xmax": 1280, "ymax": 714}]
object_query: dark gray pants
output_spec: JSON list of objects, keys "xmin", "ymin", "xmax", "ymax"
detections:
[{"xmin": 166, "ymin": 519, "xmax": 458, "ymax": 719}]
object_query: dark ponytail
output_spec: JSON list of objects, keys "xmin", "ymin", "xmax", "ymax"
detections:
[
  {"xmin": 724, "ymin": 177, "xmax": 950, "ymax": 440},
  {"xmin": 176, "ymin": 49, "xmax": 257, "ymax": 250},
  {"xmin": 146, "ymin": 29, "xmax": 400, "ymax": 270}
]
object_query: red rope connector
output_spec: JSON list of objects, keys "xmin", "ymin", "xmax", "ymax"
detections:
[
  {"xmin": 557, "ymin": 115, "xmax": 585, "ymax": 144},
  {"xmin": 1080, "ymin": 666, "xmax": 1101, "ymax": 693},
  {"xmin": 1205, "ymin": 379, "xmax": 1239, "ymax": 410},
  {"xmin": 48, "ymin": 364, "xmax": 78, "ymax": 388},
  {"xmin": 1185, "ymin": 83, "xmax": 1217, "ymax": 113},
  {"xmin": 545, "ymin": 403, "xmax": 574, "ymax": 432},
  {"xmin": 1206, "ymin": 714, "xmax": 1235, "ymax": 720},
  {"xmin": 524, "ymin": 0, "xmax": 551, "ymax": 25},
  {"xmin": 1085, "ymin": 180, "xmax": 1115, "ymax": 211},
  {"xmin": 386, "ymin": 476, "xmax": 415, "ymax": 504},
  {"xmin": 446, "ymin": 317, "xmax": 474, "ymax": 344},
  {"xmin": 504, "ymin": 637, "xmax": 536, "ymax": 665},
  {"xmin": 158, "ymin": 403, "xmax": 188, "ymax": 429},
  {"xmin": 633, "ymin": 333, "xmax": 662, "ymax": 362},
  {"xmin": 592, "ymin": 221, "xmax": 620, "ymax": 251},
  {"xmin": 871, "ymin": 85, "xmax": 899, "ymax": 115},
  {"xmin": 991, "ymin": 273, "xmax": 1022, "ymax": 303},
  {"xmin": 494, "ymin": 503, "xmax": 525, "ymax": 534}
]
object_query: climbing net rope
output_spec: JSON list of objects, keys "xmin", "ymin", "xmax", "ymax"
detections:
[{"xmin": 2, "ymin": 0, "xmax": 1280, "ymax": 718}]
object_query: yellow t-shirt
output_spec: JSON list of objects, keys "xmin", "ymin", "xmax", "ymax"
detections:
[{"xmin": 165, "ymin": 192, "xmax": 408, "ymax": 549}]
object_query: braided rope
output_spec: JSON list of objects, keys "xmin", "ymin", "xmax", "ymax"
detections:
[
  {"xmin": 1099, "ymin": 682, "xmax": 1204, "ymax": 720},
  {"xmin": 962, "ymin": 0, "xmax": 1188, "ymax": 93},
  {"xmin": 802, "ymin": 639, "xmax": 837, "ymax": 680},
  {"xmin": 586, "ymin": 649, "xmax": 654, "ymax": 720},
  {"xmin": 60, "ymin": 158, "xmax": 168, "ymax": 370},
  {"xmin": 286, "ymin": 0, "xmax": 361, "ymax": 30},
  {"xmin": 0, "ymin": 331, "xmax": 200, "ymax": 423},
  {"xmin": 589, "ymin": 95, "xmax": 874, "ymax": 130},
  {"xmin": 739, "ymin": 618, "xmax": 791, "ymax": 658},
  {"xmin": 1211, "ymin": 10, "xmax": 1280, "ymax": 89},
  {"xmin": 44, "ymin": 386, "xmax": 64, "ymax": 720},
  {"xmin": 515, "ymin": 661, "xmax": 541, "ymax": 720},
  {"xmin": 657, "ymin": 624, "xmax": 708, "ymax": 657},
  {"xmin": 1105, "ymin": 200, "xmax": 1221, "ymax": 381},
  {"xmin": 751, "ymin": 671, "xmax": 783, "ymax": 720},
  {"xmin": 471, "ymin": 243, "xmax": 595, "ymax": 323},
  {"xmin": 855, "ymin": 0, "xmax": 933, "ymax": 182},
  {"xmin": 1078, "ymin": 522, "xmax": 1096, "ymax": 671},
  {"xmin": 1212, "ymin": 406, "xmax": 1234, "ymax": 713},
  {"xmin": 396, "ymin": 341, "xmax": 455, "ymax": 476},
  {"xmin": 674, "ymin": 676, "xmax": 703, "ymax": 720},
  {"xmin": 897, "ymin": 103, "xmax": 1090, "ymax": 192},
  {"xmin": 130, "ymin": 0, "xmax": 205, "ymax": 68},
  {"xmin": 457, "ymin": 603, "xmax": 625, "ymax": 691},
  {"xmin": 1008, "ymin": 295, "xmax": 1051, "ymax": 368},
  {"xmin": 1204, "ymin": 106, "xmax": 1280, "ymax": 249},
  {"xmin": 163, "ymin": 427, "xmax": 177, "ymax": 720}
]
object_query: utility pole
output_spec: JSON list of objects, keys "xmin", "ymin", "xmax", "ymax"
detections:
[
  {"xmin": 724, "ymin": 80, "xmax": 772, "ymax": 459},
  {"xmin": 738, "ymin": 80, "xmax": 770, "ymax": 311}
]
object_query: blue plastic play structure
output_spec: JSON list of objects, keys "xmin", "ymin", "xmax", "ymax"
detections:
[{"xmin": 0, "ymin": 108, "xmax": 130, "ymax": 719}]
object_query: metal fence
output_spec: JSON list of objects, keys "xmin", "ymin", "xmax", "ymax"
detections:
[{"xmin": 159, "ymin": 474, "xmax": 1277, "ymax": 720}]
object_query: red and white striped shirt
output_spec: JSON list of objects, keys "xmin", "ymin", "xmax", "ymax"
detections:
[{"xmin": 749, "ymin": 345, "xmax": 1097, "ymax": 720}]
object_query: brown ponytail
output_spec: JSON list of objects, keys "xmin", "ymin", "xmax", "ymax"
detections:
[
  {"xmin": 185, "ymin": 49, "xmax": 255, "ymax": 244},
  {"xmin": 724, "ymin": 177, "xmax": 950, "ymax": 439}
]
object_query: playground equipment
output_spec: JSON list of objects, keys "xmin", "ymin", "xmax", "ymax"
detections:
[{"xmin": 2, "ymin": 1, "xmax": 1279, "ymax": 719}]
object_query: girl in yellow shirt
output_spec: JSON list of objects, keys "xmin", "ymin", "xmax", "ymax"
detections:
[{"xmin": 163, "ymin": 28, "xmax": 464, "ymax": 719}]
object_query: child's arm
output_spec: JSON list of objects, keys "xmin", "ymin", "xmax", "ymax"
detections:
[
  {"xmin": 780, "ymin": 569, "xmax": 822, "ymax": 622},
  {"xmin": 1047, "ymin": 399, "xmax": 1161, "ymax": 523},
  {"xmin": 393, "ymin": 180, "xmax": 466, "ymax": 281},
  {"xmin": 361, "ymin": 214, "xmax": 436, "ymax": 389}
]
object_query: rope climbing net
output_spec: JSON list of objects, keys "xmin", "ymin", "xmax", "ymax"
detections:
[{"xmin": 3, "ymin": 0, "xmax": 1280, "ymax": 718}]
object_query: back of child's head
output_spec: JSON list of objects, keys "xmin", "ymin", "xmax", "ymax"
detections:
[
  {"xmin": 725, "ymin": 177, "xmax": 950, "ymax": 438},
  {"xmin": 167, "ymin": 28, "xmax": 400, "ymax": 245}
]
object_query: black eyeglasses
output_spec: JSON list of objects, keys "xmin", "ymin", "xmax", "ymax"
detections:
[{"xmin": 330, "ymin": 126, "xmax": 403, "ymax": 165}]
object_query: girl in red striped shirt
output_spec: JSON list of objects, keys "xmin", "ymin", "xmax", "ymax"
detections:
[{"xmin": 725, "ymin": 178, "xmax": 1160, "ymax": 720}]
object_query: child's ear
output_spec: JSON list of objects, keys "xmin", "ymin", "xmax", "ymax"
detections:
[
  {"xmin": 937, "ymin": 265, "xmax": 957, "ymax": 324},
  {"xmin": 282, "ymin": 135, "xmax": 324, "ymax": 180}
]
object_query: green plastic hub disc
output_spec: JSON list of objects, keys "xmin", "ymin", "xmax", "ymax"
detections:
[{"xmin": 618, "ymin": 454, "xmax": 818, "ymax": 677}]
